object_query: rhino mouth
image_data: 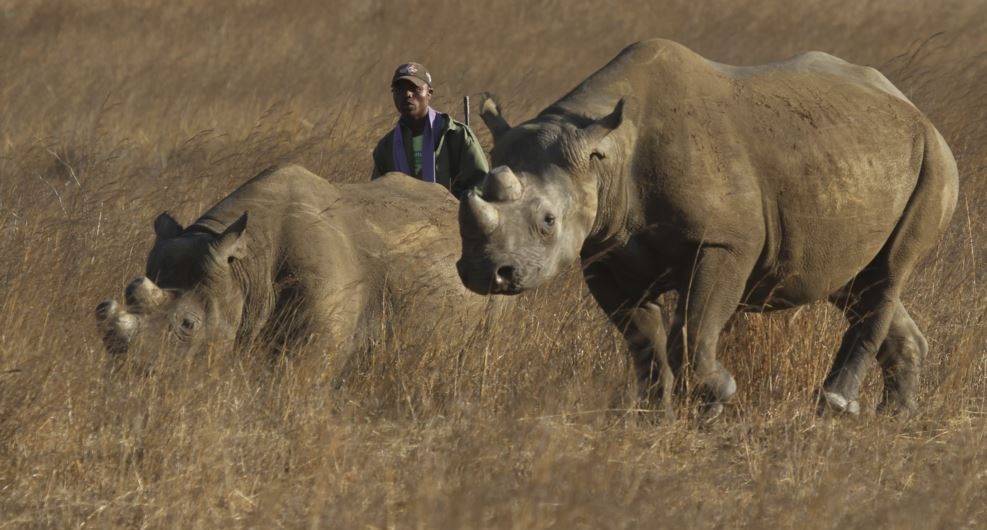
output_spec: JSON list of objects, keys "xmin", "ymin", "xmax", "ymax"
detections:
[
  {"xmin": 456, "ymin": 258, "xmax": 527, "ymax": 296},
  {"xmin": 456, "ymin": 258, "xmax": 491, "ymax": 295},
  {"xmin": 493, "ymin": 284, "xmax": 523, "ymax": 295}
]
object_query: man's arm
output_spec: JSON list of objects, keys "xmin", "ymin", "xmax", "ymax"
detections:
[
  {"xmin": 451, "ymin": 125, "xmax": 490, "ymax": 198},
  {"xmin": 370, "ymin": 138, "xmax": 387, "ymax": 180}
]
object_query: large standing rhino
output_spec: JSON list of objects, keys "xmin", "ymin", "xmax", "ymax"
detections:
[
  {"xmin": 97, "ymin": 165, "xmax": 494, "ymax": 364},
  {"xmin": 457, "ymin": 39, "xmax": 958, "ymax": 417}
]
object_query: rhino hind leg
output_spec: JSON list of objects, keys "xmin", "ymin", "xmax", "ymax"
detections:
[
  {"xmin": 823, "ymin": 282, "xmax": 927, "ymax": 416},
  {"xmin": 822, "ymin": 279, "xmax": 897, "ymax": 415},
  {"xmin": 876, "ymin": 301, "xmax": 927, "ymax": 415},
  {"xmin": 823, "ymin": 125, "xmax": 956, "ymax": 416}
]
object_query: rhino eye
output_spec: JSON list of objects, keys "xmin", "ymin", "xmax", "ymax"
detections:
[
  {"xmin": 540, "ymin": 213, "xmax": 557, "ymax": 237},
  {"xmin": 176, "ymin": 314, "xmax": 200, "ymax": 336}
]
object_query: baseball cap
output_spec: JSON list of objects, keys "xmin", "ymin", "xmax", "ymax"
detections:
[{"xmin": 391, "ymin": 62, "xmax": 432, "ymax": 87}]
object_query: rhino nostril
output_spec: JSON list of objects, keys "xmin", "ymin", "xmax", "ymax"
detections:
[{"xmin": 495, "ymin": 265, "xmax": 515, "ymax": 285}]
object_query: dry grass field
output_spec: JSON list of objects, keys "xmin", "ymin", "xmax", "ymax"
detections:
[{"xmin": 1, "ymin": 0, "xmax": 985, "ymax": 527}]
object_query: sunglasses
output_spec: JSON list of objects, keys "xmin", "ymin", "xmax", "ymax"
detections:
[{"xmin": 391, "ymin": 84, "xmax": 429, "ymax": 95}]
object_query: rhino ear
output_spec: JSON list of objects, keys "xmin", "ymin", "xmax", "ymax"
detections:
[
  {"xmin": 154, "ymin": 212, "xmax": 183, "ymax": 239},
  {"xmin": 212, "ymin": 212, "xmax": 248, "ymax": 262},
  {"xmin": 583, "ymin": 98, "xmax": 625, "ymax": 149},
  {"xmin": 479, "ymin": 92, "xmax": 511, "ymax": 144}
]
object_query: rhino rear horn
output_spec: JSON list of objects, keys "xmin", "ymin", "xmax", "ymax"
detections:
[
  {"xmin": 154, "ymin": 212, "xmax": 183, "ymax": 239},
  {"xmin": 479, "ymin": 92, "xmax": 511, "ymax": 143},
  {"xmin": 125, "ymin": 276, "xmax": 169, "ymax": 311},
  {"xmin": 482, "ymin": 166, "xmax": 523, "ymax": 202}
]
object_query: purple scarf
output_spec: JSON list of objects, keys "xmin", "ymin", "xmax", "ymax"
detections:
[{"xmin": 392, "ymin": 107, "xmax": 443, "ymax": 183}]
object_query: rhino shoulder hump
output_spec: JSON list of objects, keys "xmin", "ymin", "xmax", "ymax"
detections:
[
  {"xmin": 616, "ymin": 38, "xmax": 698, "ymax": 65},
  {"xmin": 273, "ymin": 164, "xmax": 322, "ymax": 182}
]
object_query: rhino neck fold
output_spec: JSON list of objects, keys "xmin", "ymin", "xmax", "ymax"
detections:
[
  {"xmin": 228, "ymin": 255, "xmax": 255, "ymax": 345},
  {"xmin": 189, "ymin": 216, "xmax": 278, "ymax": 348},
  {"xmin": 234, "ymin": 235, "xmax": 279, "ymax": 347},
  {"xmin": 583, "ymin": 130, "xmax": 638, "ymax": 259}
]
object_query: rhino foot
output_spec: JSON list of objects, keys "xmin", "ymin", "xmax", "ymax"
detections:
[
  {"xmin": 876, "ymin": 396, "xmax": 917, "ymax": 418},
  {"xmin": 818, "ymin": 390, "xmax": 860, "ymax": 416},
  {"xmin": 699, "ymin": 402, "xmax": 725, "ymax": 423},
  {"xmin": 720, "ymin": 373, "xmax": 737, "ymax": 401}
]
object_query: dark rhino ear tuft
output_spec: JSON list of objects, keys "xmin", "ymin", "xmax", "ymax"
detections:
[
  {"xmin": 154, "ymin": 212, "xmax": 183, "ymax": 239},
  {"xmin": 212, "ymin": 212, "xmax": 248, "ymax": 262},
  {"xmin": 583, "ymin": 98, "xmax": 625, "ymax": 146}
]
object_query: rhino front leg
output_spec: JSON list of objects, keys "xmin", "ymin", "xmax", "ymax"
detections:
[
  {"xmin": 667, "ymin": 246, "xmax": 754, "ymax": 419},
  {"xmin": 622, "ymin": 303, "xmax": 674, "ymax": 418},
  {"xmin": 621, "ymin": 302, "xmax": 675, "ymax": 410},
  {"xmin": 584, "ymin": 264, "xmax": 673, "ymax": 418}
]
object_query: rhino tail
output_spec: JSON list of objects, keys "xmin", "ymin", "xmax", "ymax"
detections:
[{"xmin": 882, "ymin": 123, "xmax": 959, "ymax": 280}]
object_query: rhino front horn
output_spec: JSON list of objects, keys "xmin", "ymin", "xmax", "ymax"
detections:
[
  {"xmin": 467, "ymin": 192, "xmax": 500, "ymax": 235},
  {"xmin": 482, "ymin": 166, "xmax": 523, "ymax": 202}
]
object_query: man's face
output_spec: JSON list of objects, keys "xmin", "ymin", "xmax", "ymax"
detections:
[{"xmin": 392, "ymin": 79, "xmax": 432, "ymax": 120}]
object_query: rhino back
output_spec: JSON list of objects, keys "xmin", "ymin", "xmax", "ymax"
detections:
[
  {"xmin": 545, "ymin": 40, "xmax": 940, "ymax": 306},
  {"xmin": 188, "ymin": 166, "xmax": 336, "ymax": 231},
  {"xmin": 142, "ymin": 166, "xmax": 494, "ymax": 356},
  {"xmin": 664, "ymin": 55, "xmax": 926, "ymax": 304},
  {"xmin": 210, "ymin": 167, "xmax": 473, "ymax": 313},
  {"xmin": 256, "ymin": 168, "xmax": 469, "ymax": 349},
  {"xmin": 337, "ymin": 174, "xmax": 497, "ymax": 334},
  {"xmin": 340, "ymin": 174, "xmax": 468, "ymax": 294}
]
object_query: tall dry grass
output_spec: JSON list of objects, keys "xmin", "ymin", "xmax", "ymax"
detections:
[{"xmin": 0, "ymin": 0, "xmax": 984, "ymax": 527}]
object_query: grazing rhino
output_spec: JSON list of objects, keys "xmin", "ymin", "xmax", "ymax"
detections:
[
  {"xmin": 458, "ymin": 39, "xmax": 958, "ymax": 417},
  {"xmin": 97, "ymin": 165, "xmax": 494, "ymax": 363}
]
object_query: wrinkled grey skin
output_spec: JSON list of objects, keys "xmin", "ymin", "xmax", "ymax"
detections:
[
  {"xmin": 97, "ymin": 165, "xmax": 494, "ymax": 368},
  {"xmin": 458, "ymin": 39, "xmax": 959, "ymax": 418}
]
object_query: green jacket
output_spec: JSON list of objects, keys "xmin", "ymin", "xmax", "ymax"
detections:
[{"xmin": 372, "ymin": 114, "xmax": 489, "ymax": 198}]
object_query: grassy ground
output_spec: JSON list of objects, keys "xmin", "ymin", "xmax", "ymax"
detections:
[{"xmin": 0, "ymin": 0, "xmax": 984, "ymax": 527}]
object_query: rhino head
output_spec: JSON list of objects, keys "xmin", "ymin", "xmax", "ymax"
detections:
[
  {"xmin": 95, "ymin": 211, "xmax": 250, "ymax": 360},
  {"xmin": 457, "ymin": 98, "xmax": 627, "ymax": 294}
]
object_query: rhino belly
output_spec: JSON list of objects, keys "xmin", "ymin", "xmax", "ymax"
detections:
[
  {"xmin": 745, "ymin": 232, "xmax": 888, "ymax": 311},
  {"xmin": 743, "ymin": 177, "xmax": 915, "ymax": 310}
]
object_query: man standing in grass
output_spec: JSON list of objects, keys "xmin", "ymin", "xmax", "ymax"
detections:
[{"xmin": 371, "ymin": 62, "xmax": 489, "ymax": 199}]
